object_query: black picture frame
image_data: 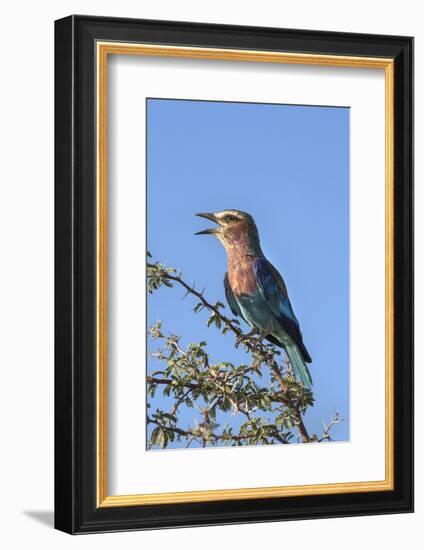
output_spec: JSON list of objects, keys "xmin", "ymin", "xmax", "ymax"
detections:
[{"xmin": 55, "ymin": 14, "xmax": 413, "ymax": 534}]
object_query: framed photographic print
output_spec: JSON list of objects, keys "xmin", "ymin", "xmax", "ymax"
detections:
[{"xmin": 54, "ymin": 15, "xmax": 413, "ymax": 534}]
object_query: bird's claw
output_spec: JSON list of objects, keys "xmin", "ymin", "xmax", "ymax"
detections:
[
  {"xmin": 255, "ymin": 331, "xmax": 270, "ymax": 345},
  {"xmin": 235, "ymin": 329, "xmax": 258, "ymax": 348}
]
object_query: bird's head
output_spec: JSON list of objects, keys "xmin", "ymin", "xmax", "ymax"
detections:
[{"xmin": 195, "ymin": 210, "xmax": 262, "ymax": 255}]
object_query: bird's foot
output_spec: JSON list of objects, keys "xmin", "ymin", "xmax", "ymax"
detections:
[
  {"xmin": 235, "ymin": 328, "xmax": 259, "ymax": 348},
  {"xmin": 254, "ymin": 331, "xmax": 270, "ymax": 346}
]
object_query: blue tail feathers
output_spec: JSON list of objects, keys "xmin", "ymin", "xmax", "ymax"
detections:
[{"xmin": 285, "ymin": 343, "xmax": 313, "ymax": 389}]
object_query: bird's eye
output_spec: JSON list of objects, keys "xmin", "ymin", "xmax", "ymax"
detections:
[{"xmin": 224, "ymin": 215, "xmax": 238, "ymax": 224}]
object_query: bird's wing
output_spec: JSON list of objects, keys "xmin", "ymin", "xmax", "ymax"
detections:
[
  {"xmin": 224, "ymin": 272, "xmax": 283, "ymax": 348},
  {"xmin": 253, "ymin": 257, "xmax": 312, "ymax": 363},
  {"xmin": 224, "ymin": 272, "xmax": 243, "ymax": 318}
]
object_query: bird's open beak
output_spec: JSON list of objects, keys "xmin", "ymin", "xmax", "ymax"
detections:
[{"xmin": 195, "ymin": 212, "xmax": 220, "ymax": 235}]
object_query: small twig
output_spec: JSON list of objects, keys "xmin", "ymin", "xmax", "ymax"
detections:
[
  {"xmin": 318, "ymin": 411, "xmax": 342, "ymax": 442},
  {"xmin": 170, "ymin": 389, "xmax": 192, "ymax": 416}
]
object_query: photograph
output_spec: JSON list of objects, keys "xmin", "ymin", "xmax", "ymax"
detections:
[
  {"xmin": 51, "ymin": 14, "xmax": 413, "ymax": 534},
  {"xmin": 146, "ymin": 97, "xmax": 350, "ymax": 450},
  {"xmin": 0, "ymin": 0, "xmax": 418, "ymax": 545}
]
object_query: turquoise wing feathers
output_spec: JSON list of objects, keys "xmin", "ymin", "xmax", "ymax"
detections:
[
  {"xmin": 224, "ymin": 272, "xmax": 243, "ymax": 318},
  {"xmin": 252, "ymin": 257, "xmax": 312, "ymax": 364}
]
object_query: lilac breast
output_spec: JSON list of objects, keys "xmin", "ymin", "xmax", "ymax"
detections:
[{"xmin": 227, "ymin": 254, "xmax": 257, "ymax": 297}]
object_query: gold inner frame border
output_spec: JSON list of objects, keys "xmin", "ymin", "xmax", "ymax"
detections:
[{"xmin": 96, "ymin": 42, "xmax": 395, "ymax": 508}]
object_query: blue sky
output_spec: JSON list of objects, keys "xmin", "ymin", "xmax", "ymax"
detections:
[{"xmin": 146, "ymin": 98, "xmax": 350, "ymax": 447}]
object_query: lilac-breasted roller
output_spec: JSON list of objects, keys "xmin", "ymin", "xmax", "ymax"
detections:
[{"xmin": 195, "ymin": 210, "xmax": 313, "ymax": 388}]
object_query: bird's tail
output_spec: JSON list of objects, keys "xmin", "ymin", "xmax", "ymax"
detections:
[{"xmin": 285, "ymin": 343, "xmax": 313, "ymax": 389}]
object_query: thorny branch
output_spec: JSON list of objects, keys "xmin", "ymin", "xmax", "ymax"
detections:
[{"xmin": 146, "ymin": 254, "xmax": 342, "ymax": 449}]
